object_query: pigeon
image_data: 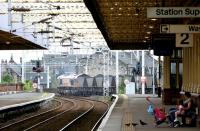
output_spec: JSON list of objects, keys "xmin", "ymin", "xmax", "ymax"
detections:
[
  {"xmin": 125, "ymin": 123, "xmax": 130, "ymax": 126},
  {"xmin": 131, "ymin": 123, "xmax": 138, "ymax": 126},
  {"xmin": 140, "ymin": 120, "xmax": 147, "ymax": 125}
]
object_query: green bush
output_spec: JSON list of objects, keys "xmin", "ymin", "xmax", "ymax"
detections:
[
  {"xmin": 23, "ymin": 80, "xmax": 33, "ymax": 91},
  {"xmin": 1, "ymin": 73, "xmax": 14, "ymax": 84},
  {"xmin": 119, "ymin": 77, "xmax": 125, "ymax": 94}
]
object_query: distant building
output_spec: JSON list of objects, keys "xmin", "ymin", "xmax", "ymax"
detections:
[{"xmin": 1, "ymin": 55, "xmax": 22, "ymax": 83}]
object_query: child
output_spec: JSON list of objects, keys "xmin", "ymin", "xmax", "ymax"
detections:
[
  {"xmin": 146, "ymin": 96, "xmax": 168, "ymax": 126},
  {"xmin": 174, "ymin": 99, "xmax": 184, "ymax": 122},
  {"xmin": 154, "ymin": 107, "xmax": 167, "ymax": 126}
]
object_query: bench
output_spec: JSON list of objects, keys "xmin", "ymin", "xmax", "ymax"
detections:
[{"xmin": 181, "ymin": 110, "xmax": 197, "ymax": 126}]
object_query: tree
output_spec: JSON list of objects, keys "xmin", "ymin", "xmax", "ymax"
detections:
[{"xmin": 1, "ymin": 73, "xmax": 14, "ymax": 84}]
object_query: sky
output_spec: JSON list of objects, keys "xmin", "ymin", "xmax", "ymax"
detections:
[
  {"xmin": 0, "ymin": 49, "xmax": 96, "ymax": 64},
  {"xmin": 0, "ymin": 50, "xmax": 44, "ymax": 63},
  {"xmin": 0, "ymin": 2, "xmax": 160, "ymax": 64},
  {"xmin": 0, "ymin": 13, "xmax": 46, "ymax": 63},
  {"xmin": 0, "ymin": 2, "xmax": 108, "ymax": 63}
]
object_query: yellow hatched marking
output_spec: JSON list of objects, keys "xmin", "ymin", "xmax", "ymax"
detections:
[{"xmin": 121, "ymin": 111, "xmax": 135, "ymax": 131}]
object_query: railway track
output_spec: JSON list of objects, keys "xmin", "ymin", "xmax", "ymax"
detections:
[
  {"xmin": 60, "ymin": 97, "xmax": 109, "ymax": 131},
  {"xmin": 27, "ymin": 97, "xmax": 94, "ymax": 131},
  {"xmin": 0, "ymin": 96, "xmax": 110, "ymax": 131},
  {"xmin": 0, "ymin": 97, "xmax": 75, "ymax": 131}
]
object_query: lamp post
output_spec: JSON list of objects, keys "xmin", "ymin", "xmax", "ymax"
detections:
[
  {"xmin": 8, "ymin": 0, "xmax": 12, "ymax": 31},
  {"xmin": 21, "ymin": 51, "xmax": 25, "ymax": 83},
  {"xmin": 0, "ymin": 60, "xmax": 1, "ymax": 83},
  {"xmin": 153, "ymin": 56, "xmax": 155, "ymax": 96},
  {"xmin": 85, "ymin": 55, "xmax": 89, "ymax": 74},
  {"xmin": 116, "ymin": 51, "xmax": 119, "ymax": 94},
  {"xmin": 37, "ymin": 73, "xmax": 41, "ymax": 91},
  {"xmin": 142, "ymin": 50, "xmax": 145, "ymax": 95},
  {"xmin": 107, "ymin": 51, "xmax": 110, "ymax": 95},
  {"xmin": 102, "ymin": 49, "xmax": 110, "ymax": 96},
  {"xmin": 47, "ymin": 66, "xmax": 49, "ymax": 89},
  {"xmin": 103, "ymin": 52, "xmax": 107, "ymax": 96},
  {"xmin": 95, "ymin": 48, "xmax": 110, "ymax": 96},
  {"xmin": 136, "ymin": 51, "xmax": 140, "ymax": 94}
]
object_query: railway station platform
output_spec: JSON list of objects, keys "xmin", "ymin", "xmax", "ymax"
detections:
[
  {"xmin": 99, "ymin": 94, "xmax": 199, "ymax": 131},
  {"xmin": 0, "ymin": 92, "xmax": 55, "ymax": 111}
]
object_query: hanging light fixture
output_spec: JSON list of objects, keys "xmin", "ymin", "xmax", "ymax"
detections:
[{"xmin": 134, "ymin": 8, "xmax": 140, "ymax": 16}]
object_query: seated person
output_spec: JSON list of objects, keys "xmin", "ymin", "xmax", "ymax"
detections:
[
  {"xmin": 168, "ymin": 92, "xmax": 196, "ymax": 127},
  {"xmin": 181, "ymin": 92, "xmax": 196, "ymax": 125},
  {"xmin": 154, "ymin": 107, "xmax": 168, "ymax": 126},
  {"xmin": 174, "ymin": 99, "xmax": 184, "ymax": 122}
]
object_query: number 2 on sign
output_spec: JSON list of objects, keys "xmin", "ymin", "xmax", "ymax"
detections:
[
  {"xmin": 180, "ymin": 33, "xmax": 189, "ymax": 44},
  {"xmin": 176, "ymin": 33, "xmax": 193, "ymax": 47}
]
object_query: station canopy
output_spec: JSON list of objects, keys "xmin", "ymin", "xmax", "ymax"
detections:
[
  {"xmin": 84, "ymin": 0, "xmax": 200, "ymax": 50},
  {"xmin": 0, "ymin": 0, "xmax": 107, "ymax": 53},
  {"xmin": 0, "ymin": 0, "xmax": 199, "ymax": 52}
]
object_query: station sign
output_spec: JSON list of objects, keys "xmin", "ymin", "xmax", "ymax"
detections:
[
  {"xmin": 160, "ymin": 24, "xmax": 200, "ymax": 33},
  {"xmin": 147, "ymin": 7, "xmax": 200, "ymax": 18},
  {"xmin": 176, "ymin": 33, "xmax": 193, "ymax": 47},
  {"xmin": 159, "ymin": 25, "xmax": 194, "ymax": 47}
]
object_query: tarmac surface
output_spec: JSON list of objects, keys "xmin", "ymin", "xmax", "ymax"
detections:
[
  {"xmin": 101, "ymin": 94, "xmax": 199, "ymax": 131},
  {"xmin": 0, "ymin": 92, "xmax": 55, "ymax": 110}
]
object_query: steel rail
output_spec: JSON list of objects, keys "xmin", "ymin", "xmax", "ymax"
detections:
[
  {"xmin": 91, "ymin": 100, "xmax": 109, "ymax": 131},
  {"xmin": 23, "ymin": 97, "xmax": 77, "ymax": 131},
  {"xmin": 59, "ymin": 97, "xmax": 94, "ymax": 131},
  {"xmin": 73, "ymin": 96, "xmax": 110, "ymax": 131},
  {"xmin": 59, "ymin": 96, "xmax": 109, "ymax": 131},
  {"xmin": 0, "ymin": 98, "xmax": 62, "ymax": 130}
]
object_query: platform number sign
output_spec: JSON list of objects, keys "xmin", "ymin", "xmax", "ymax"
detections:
[{"xmin": 176, "ymin": 33, "xmax": 193, "ymax": 47}]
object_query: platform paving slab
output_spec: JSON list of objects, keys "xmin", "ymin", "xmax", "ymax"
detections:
[
  {"xmin": 102, "ymin": 94, "xmax": 200, "ymax": 131},
  {"xmin": 0, "ymin": 92, "xmax": 55, "ymax": 111}
]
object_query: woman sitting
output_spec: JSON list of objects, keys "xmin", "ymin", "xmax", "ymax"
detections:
[
  {"xmin": 168, "ymin": 92, "xmax": 196, "ymax": 127},
  {"xmin": 180, "ymin": 92, "xmax": 196, "ymax": 126}
]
